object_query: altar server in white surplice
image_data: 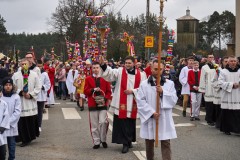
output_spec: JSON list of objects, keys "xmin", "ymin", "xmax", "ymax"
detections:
[
  {"xmin": 37, "ymin": 60, "xmax": 51, "ymax": 132},
  {"xmin": 1, "ymin": 78, "xmax": 21, "ymax": 160},
  {"xmin": 66, "ymin": 64, "xmax": 78, "ymax": 101},
  {"xmin": 199, "ymin": 54, "xmax": 216, "ymax": 126},
  {"xmin": 137, "ymin": 61, "xmax": 177, "ymax": 160},
  {"xmin": 99, "ymin": 56, "xmax": 146, "ymax": 154},
  {"xmin": 179, "ymin": 56, "xmax": 194, "ymax": 117},
  {"xmin": 218, "ymin": 56, "xmax": 240, "ymax": 135},
  {"xmin": 0, "ymin": 98, "xmax": 10, "ymax": 159},
  {"xmin": 211, "ymin": 57, "xmax": 228, "ymax": 129}
]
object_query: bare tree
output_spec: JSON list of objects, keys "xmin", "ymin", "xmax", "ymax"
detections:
[{"xmin": 49, "ymin": 0, "xmax": 114, "ymax": 37}]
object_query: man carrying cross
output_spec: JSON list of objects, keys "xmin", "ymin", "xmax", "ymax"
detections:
[{"xmin": 136, "ymin": 60, "xmax": 177, "ymax": 160}]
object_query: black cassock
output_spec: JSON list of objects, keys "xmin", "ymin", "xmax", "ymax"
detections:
[{"xmin": 112, "ymin": 114, "xmax": 136, "ymax": 145}]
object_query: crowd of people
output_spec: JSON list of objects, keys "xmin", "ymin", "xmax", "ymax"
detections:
[{"xmin": 0, "ymin": 51, "xmax": 239, "ymax": 160}]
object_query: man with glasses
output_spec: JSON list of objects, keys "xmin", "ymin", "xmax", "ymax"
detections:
[
  {"xmin": 12, "ymin": 58, "xmax": 41, "ymax": 147},
  {"xmin": 25, "ymin": 52, "xmax": 41, "ymax": 78}
]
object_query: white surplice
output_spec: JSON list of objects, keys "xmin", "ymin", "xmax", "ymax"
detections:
[
  {"xmin": 199, "ymin": 64, "xmax": 216, "ymax": 102},
  {"xmin": 136, "ymin": 78, "xmax": 177, "ymax": 140},
  {"xmin": 66, "ymin": 69, "xmax": 78, "ymax": 94},
  {"xmin": 179, "ymin": 66, "xmax": 191, "ymax": 95},
  {"xmin": 211, "ymin": 68, "xmax": 222, "ymax": 105},
  {"xmin": 1, "ymin": 94, "xmax": 21, "ymax": 137},
  {"xmin": 218, "ymin": 68, "xmax": 240, "ymax": 110},
  {"xmin": 37, "ymin": 71, "xmax": 51, "ymax": 102},
  {"xmin": 101, "ymin": 66, "xmax": 147, "ymax": 118},
  {"xmin": 12, "ymin": 70, "xmax": 41, "ymax": 117},
  {"xmin": 0, "ymin": 99, "xmax": 10, "ymax": 145}
]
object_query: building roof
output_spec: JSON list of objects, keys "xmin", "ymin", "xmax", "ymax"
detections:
[{"xmin": 177, "ymin": 8, "xmax": 198, "ymax": 21}]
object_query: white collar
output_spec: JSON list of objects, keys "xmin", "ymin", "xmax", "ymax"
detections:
[{"xmin": 92, "ymin": 74, "xmax": 99, "ymax": 78}]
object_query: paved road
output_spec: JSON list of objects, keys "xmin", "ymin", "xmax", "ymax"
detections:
[{"xmin": 15, "ymin": 100, "xmax": 240, "ymax": 160}]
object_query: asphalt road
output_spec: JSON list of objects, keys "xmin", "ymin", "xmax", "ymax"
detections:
[{"xmin": 15, "ymin": 99, "xmax": 240, "ymax": 160}]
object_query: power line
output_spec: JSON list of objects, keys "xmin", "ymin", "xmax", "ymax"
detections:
[
  {"xmin": 114, "ymin": 0, "xmax": 125, "ymax": 11},
  {"xmin": 117, "ymin": 0, "xmax": 130, "ymax": 13}
]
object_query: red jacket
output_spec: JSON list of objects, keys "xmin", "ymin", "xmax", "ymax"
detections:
[
  {"xmin": 144, "ymin": 66, "xmax": 152, "ymax": 78},
  {"xmin": 84, "ymin": 76, "xmax": 111, "ymax": 110},
  {"xmin": 188, "ymin": 70, "xmax": 201, "ymax": 92},
  {"xmin": 44, "ymin": 64, "xmax": 55, "ymax": 86}
]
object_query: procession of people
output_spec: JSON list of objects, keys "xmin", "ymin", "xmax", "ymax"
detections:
[{"xmin": 0, "ymin": 50, "xmax": 239, "ymax": 160}]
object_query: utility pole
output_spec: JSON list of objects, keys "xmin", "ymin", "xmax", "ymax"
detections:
[{"xmin": 145, "ymin": 0, "xmax": 150, "ymax": 60}]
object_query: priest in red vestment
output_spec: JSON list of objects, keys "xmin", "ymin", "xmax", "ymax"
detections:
[{"xmin": 99, "ymin": 56, "xmax": 147, "ymax": 153}]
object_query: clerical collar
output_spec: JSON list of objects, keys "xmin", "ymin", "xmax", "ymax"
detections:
[
  {"xmin": 207, "ymin": 63, "xmax": 214, "ymax": 69},
  {"xmin": 29, "ymin": 64, "xmax": 36, "ymax": 70},
  {"xmin": 148, "ymin": 75, "xmax": 166, "ymax": 86},
  {"xmin": 41, "ymin": 68, "xmax": 45, "ymax": 73},
  {"xmin": 127, "ymin": 67, "xmax": 135, "ymax": 75},
  {"xmin": 226, "ymin": 65, "xmax": 239, "ymax": 72},
  {"xmin": 193, "ymin": 69, "xmax": 199, "ymax": 72},
  {"xmin": 92, "ymin": 73, "xmax": 99, "ymax": 78}
]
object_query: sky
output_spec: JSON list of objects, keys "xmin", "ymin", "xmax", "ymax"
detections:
[{"xmin": 0, "ymin": 0, "xmax": 236, "ymax": 34}]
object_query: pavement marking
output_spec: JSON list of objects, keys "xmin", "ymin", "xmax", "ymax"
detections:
[
  {"xmin": 107, "ymin": 112, "xmax": 113, "ymax": 132},
  {"xmin": 175, "ymin": 123, "xmax": 195, "ymax": 127},
  {"xmin": 54, "ymin": 103, "xmax": 61, "ymax": 105},
  {"xmin": 172, "ymin": 113, "xmax": 180, "ymax": 117},
  {"xmin": 140, "ymin": 151, "xmax": 146, "ymax": 157},
  {"xmin": 108, "ymin": 124, "xmax": 113, "ymax": 132},
  {"xmin": 62, "ymin": 108, "xmax": 81, "ymax": 119},
  {"xmin": 43, "ymin": 108, "xmax": 48, "ymax": 120},
  {"xmin": 66, "ymin": 102, "xmax": 77, "ymax": 105},
  {"xmin": 107, "ymin": 112, "xmax": 113, "ymax": 121},
  {"xmin": 175, "ymin": 106, "xmax": 206, "ymax": 116},
  {"xmin": 200, "ymin": 122, "xmax": 208, "ymax": 126},
  {"xmin": 133, "ymin": 151, "xmax": 146, "ymax": 160}
]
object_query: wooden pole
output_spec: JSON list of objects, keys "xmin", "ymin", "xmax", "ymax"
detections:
[{"xmin": 155, "ymin": 0, "xmax": 165, "ymax": 148}]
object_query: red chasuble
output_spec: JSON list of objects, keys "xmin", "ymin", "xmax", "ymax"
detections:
[{"xmin": 119, "ymin": 68, "xmax": 141, "ymax": 119}]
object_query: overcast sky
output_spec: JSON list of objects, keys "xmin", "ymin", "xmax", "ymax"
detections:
[{"xmin": 0, "ymin": 0, "xmax": 236, "ymax": 34}]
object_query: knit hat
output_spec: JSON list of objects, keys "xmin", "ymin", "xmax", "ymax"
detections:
[{"xmin": 2, "ymin": 77, "xmax": 13, "ymax": 86}]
